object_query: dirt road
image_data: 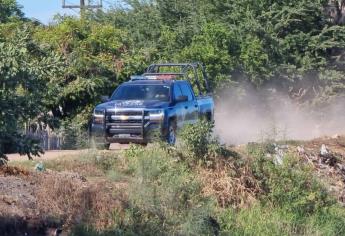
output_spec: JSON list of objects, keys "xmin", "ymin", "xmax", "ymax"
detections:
[{"xmin": 7, "ymin": 144, "xmax": 129, "ymax": 162}]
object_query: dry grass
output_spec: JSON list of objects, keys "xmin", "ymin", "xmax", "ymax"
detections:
[
  {"xmin": 44, "ymin": 158, "xmax": 105, "ymax": 177},
  {"xmin": 198, "ymin": 158, "xmax": 261, "ymax": 208},
  {"xmin": 0, "ymin": 167, "xmax": 127, "ymax": 235},
  {"xmin": 33, "ymin": 171, "xmax": 88, "ymax": 228},
  {"xmin": 0, "ymin": 165, "xmax": 29, "ymax": 176},
  {"xmin": 9, "ymin": 154, "xmax": 106, "ymax": 177},
  {"xmin": 4, "ymin": 150, "xmax": 128, "ymax": 233},
  {"xmin": 33, "ymin": 171, "xmax": 127, "ymax": 232},
  {"xmin": 85, "ymin": 180, "xmax": 127, "ymax": 230}
]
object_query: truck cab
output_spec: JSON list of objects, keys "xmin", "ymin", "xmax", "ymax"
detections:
[{"xmin": 90, "ymin": 63, "xmax": 214, "ymax": 149}]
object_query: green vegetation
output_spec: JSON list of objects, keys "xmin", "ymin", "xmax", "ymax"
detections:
[
  {"xmin": 11, "ymin": 121, "xmax": 345, "ymax": 235},
  {"xmin": 0, "ymin": 21, "xmax": 62, "ymax": 162},
  {"xmin": 83, "ymin": 123, "xmax": 345, "ymax": 235},
  {"xmin": 179, "ymin": 120, "xmax": 231, "ymax": 166}
]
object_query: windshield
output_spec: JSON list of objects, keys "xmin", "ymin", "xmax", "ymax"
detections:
[{"xmin": 111, "ymin": 85, "xmax": 171, "ymax": 101}]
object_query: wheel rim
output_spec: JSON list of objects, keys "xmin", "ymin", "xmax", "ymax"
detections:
[{"xmin": 168, "ymin": 125, "xmax": 176, "ymax": 145}]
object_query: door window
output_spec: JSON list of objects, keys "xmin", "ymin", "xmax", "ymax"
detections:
[
  {"xmin": 173, "ymin": 84, "xmax": 183, "ymax": 100},
  {"xmin": 180, "ymin": 83, "xmax": 193, "ymax": 101}
]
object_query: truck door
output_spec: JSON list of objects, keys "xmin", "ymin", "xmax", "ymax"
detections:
[
  {"xmin": 172, "ymin": 83, "xmax": 187, "ymax": 128},
  {"xmin": 179, "ymin": 82, "xmax": 198, "ymax": 124}
]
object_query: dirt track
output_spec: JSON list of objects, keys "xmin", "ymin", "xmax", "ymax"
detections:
[{"xmin": 7, "ymin": 144, "xmax": 129, "ymax": 162}]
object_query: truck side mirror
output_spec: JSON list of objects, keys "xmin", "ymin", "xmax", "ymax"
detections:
[
  {"xmin": 175, "ymin": 95, "xmax": 188, "ymax": 103},
  {"xmin": 101, "ymin": 96, "xmax": 110, "ymax": 102}
]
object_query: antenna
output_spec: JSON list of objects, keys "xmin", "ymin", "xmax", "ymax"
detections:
[{"xmin": 62, "ymin": 0, "xmax": 103, "ymax": 9}]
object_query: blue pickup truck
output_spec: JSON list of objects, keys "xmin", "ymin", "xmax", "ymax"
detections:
[{"xmin": 90, "ymin": 63, "xmax": 214, "ymax": 149}]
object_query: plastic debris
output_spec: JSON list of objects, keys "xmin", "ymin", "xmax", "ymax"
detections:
[
  {"xmin": 320, "ymin": 144, "xmax": 337, "ymax": 166},
  {"xmin": 34, "ymin": 162, "xmax": 45, "ymax": 172},
  {"xmin": 297, "ymin": 146, "xmax": 305, "ymax": 154},
  {"xmin": 320, "ymin": 144, "xmax": 329, "ymax": 156},
  {"xmin": 273, "ymin": 144, "xmax": 289, "ymax": 165}
]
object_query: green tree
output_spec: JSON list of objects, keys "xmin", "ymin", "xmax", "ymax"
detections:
[
  {"xmin": 0, "ymin": 23, "xmax": 62, "ymax": 164},
  {"xmin": 0, "ymin": 0, "xmax": 23, "ymax": 23},
  {"xmin": 34, "ymin": 17, "xmax": 134, "ymax": 126}
]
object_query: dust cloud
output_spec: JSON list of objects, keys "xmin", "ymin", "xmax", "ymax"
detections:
[{"xmin": 214, "ymin": 85, "xmax": 345, "ymax": 145}]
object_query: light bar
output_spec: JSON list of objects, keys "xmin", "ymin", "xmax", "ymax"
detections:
[
  {"xmin": 130, "ymin": 75, "xmax": 147, "ymax": 81},
  {"xmin": 130, "ymin": 74, "xmax": 178, "ymax": 81}
]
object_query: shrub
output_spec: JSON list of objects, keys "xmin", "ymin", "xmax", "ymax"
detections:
[
  {"xmin": 231, "ymin": 142, "xmax": 345, "ymax": 235},
  {"xmin": 178, "ymin": 120, "xmax": 230, "ymax": 166},
  {"xmin": 248, "ymin": 144, "xmax": 334, "ymax": 216},
  {"xmin": 118, "ymin": 144, "xmax": 218, "ymax": 235}
]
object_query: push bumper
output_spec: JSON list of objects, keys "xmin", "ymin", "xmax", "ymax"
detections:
[{"xmin": 90, "ymin": 109, "xmax": 166, "ymax": 144}]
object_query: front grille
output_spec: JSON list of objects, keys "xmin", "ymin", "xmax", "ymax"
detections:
[
  {"xmin": 105, "ymin": 110, "xmax": 145, "ymax": 137},
  {"xmin": 115, "ymin": 110, "xmax": 143, "ymax": 116},
  {"xmin": 113, "ymin": 120, "xmax": 142, "ymax": 124}
]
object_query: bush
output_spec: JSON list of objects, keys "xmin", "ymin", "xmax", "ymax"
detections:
[
  {"xmin": 178, "ymin": 120, "xmax": 230, "ymax": 166},
  {"xmin": 226, "ymin": 142, "xmax": 345, "ymax": 235},
  {"xmin": 117, "ymin": 144, "xmax": 218, "ymax": 235},
  {"xmin": 248, "ymin": 144, "xmax": 333, "ymax": 215}
]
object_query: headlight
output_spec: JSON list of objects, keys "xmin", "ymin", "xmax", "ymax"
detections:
[
  {"xmin": 93, "ymin": 109, "xmax": 105, "ymax": 124},
  {"xmin": 94, "ymin": 109, "xmax": 105, "ymax": 116},
  {"xmin": 148, "ymin": 109, "xmax": 164, "ymax": 121}
]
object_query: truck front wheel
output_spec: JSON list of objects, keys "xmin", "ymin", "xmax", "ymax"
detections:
[{"xmin": 167, "ymin": 121, "xmax": 177, "ymax": 145}]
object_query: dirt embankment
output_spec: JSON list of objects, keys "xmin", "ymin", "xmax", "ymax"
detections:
[{"xmin": 0, "ymin": 166, "xmax": 125, "ymax": 236}]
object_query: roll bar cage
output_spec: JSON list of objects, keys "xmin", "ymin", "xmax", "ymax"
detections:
[{"xmin": 143, "ymin": 62, "xmax": 211, "ymax": 95}]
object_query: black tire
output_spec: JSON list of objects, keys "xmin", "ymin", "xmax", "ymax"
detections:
[
  {"xmin": 206, "ymin": 112, "xmax": 213, "ymax": 122},
  {"xmin": 166, "ymin": 120, "xmax": 177, "ymax": 145}
]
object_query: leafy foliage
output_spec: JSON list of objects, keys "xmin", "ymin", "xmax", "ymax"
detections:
[
  {"xmin": 178, "ymin": 120, "xmax": 230, "ymax": 166},
  {"xmin": 0, "ymin": 0, "xmax": 23, "ymax": 23},
  {"xmin": 34, "ymin": 18, "xmax": 131, "ymax": 125},
  {"xmin": 0, "ymin": 23, "xmax": 62, "ymax": 163},
  {"xmin": 71, "ymin": 135, "xmax": 345, "ymax": 235}
]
